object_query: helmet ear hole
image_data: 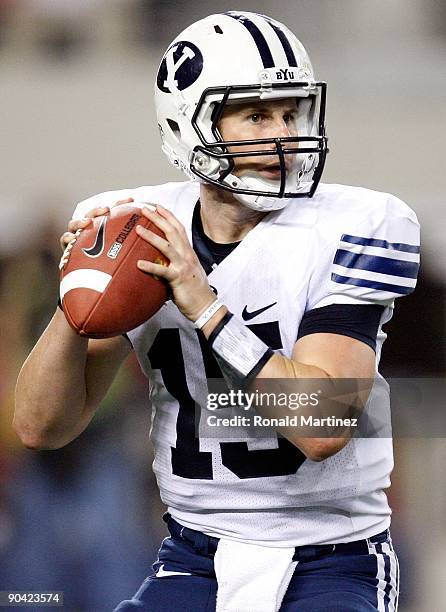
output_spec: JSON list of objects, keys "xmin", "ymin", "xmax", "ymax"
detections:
[{"xmin": 166, "ymin": 118, "xmax": 181, "ymax": 142}]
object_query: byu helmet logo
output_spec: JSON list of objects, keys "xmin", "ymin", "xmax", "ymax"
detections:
[
  {"xmin": 157, "ymin": 41, "xmax": 203, "ymax": 94},
  {"xmin": 164, "ymin": 45, "xmax": 195, "ymax": 90}
]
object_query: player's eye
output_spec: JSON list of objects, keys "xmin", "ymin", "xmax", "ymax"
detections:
[
  {"xmin": 283, "ymin": 113, "xmax": 296, "ymax": 124},
  {"xmin": 249, "ymin": 113, "xmax": 262, "ymax": 123}
]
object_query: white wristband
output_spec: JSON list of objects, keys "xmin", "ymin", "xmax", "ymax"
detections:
[
  {"xmin": 194, "ymin": 299, "xmax": 224, "ymax": 329},
  {"xmin": 211, "ymin": 314, "xmax": 273, "ymax": 388}
]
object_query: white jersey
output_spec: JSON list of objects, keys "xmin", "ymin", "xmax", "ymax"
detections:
[{"xmin": 74, "ymin": 181, "xmax": 420, "ymax": 546}]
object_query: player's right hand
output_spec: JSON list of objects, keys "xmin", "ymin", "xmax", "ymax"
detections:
[
  {"xmin": 59, "ymin": 197, "xmax": 134, "ymax": 252},
  {"xmin": 59, "ymin": 198, "xmax": 135, "ymax": 271}
]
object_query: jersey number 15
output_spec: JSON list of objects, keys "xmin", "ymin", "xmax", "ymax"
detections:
[{"xmin": 148, "ymin": 325, "xmax": 306, "ymax": 480}]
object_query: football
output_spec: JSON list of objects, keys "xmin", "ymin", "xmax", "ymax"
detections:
[{"xmin": 59, "ymin": 204, "xmax": 169, "ymax": 338}]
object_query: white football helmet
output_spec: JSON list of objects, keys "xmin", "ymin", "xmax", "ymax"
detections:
[{"xmin": 154, "ymin": 11, "xmax": 328, "ymax": 211}]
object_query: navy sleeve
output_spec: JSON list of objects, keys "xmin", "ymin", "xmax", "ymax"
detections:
[{"xmin": 296, "ymin": 304, "xmax": 385, "ymax": 352}]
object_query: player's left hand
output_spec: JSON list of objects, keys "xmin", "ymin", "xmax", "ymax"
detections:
[{"xmin": 136, "ymin": 205, "xmax": 216, "ymax": 322}]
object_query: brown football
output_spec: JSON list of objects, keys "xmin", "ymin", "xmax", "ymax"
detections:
[{"xmin": 60, "ymin": 204, "xmax": 169, "ymax": 338}]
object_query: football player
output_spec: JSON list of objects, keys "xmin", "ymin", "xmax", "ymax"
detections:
[{"xmin": 15, "ymin": 11, "xmax": 419, "ymax": 612}]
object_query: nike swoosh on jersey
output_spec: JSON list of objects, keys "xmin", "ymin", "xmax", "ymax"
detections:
[
  {"xmin": 242, "ymin": 301, "xmax": 277, "ymax": 321},
  {"xmin": 155, "ymin": 564, "xmax": 192, "ymax": 578},
  {"xmin": 82, "ymin": 216, "xmax": 107, "ymax": 257}
]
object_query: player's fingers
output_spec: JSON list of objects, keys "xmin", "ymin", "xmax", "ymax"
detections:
[
  {"xmin": 60, "ymin": 227, "xmax": 84, "ymax": 250},
  {"xmin": 137, "ymin": 259, "xmax": 171, "ymax": 281},
  {"xmin": 138, "ymin": 202, "xmax": 156, "ymax": 212},
  {"xmin": 141, "ymin": 206, "xmax": 178, "ymax": 240},
  {"xmin": 155, "ymin": 204, "xmax": 186, "ymax": 234},
  {"xmin": 135, "ymin": 225, "xmax": 172, "ymax": 258},
  {"xmin": 114, "ymin": 197, "xmax": 134, "ymax": 206},
  {"xmin": 83, "ymin": 205, "xmax": 110, "ymax": 218},
  {"xmin": 82, "ymin": 198, "xmax": 132, "ymax": 220},
  {"xmin": 60, "ymin": 231, "xmax": 75, "ymax": 251},
  {"xmin": 67, "ymin": 217, "xmax": 92, "ymax": 233}
]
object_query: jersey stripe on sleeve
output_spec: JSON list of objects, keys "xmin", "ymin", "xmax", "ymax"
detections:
[
  {"xmin": 333, "ymin": 250, "xmax": 419, "ymax": 278},
  {"xmin": 331, "ymin": 233, "xmax": 420, "ymax": 297},
  {"xmin": 340, "ymin": 234, "xmax": 420, "ymax": 254}
]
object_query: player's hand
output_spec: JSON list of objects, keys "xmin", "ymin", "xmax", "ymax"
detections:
[
  {"xmin": 58, "ymin": 197, "xmax": 134, "ymax": 269},
  {"xmin": 59, "ymin": 197, "xmax": 134, "ymax": 252},
  {"xmin": 136, "ymin": 205, "xmax": 216, "ymax": 322}
]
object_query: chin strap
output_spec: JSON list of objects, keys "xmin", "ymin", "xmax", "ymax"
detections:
[
  {"xmin": 233, "ymin": 190, "xmax": 291, "ymax": 212},
  {"xmin": 222, "ymin": 166, "xmax": 302, "ymax": 211},
  {"xmin": 224, "ymin": 174, "xmax": 289, "ymax": 211}
]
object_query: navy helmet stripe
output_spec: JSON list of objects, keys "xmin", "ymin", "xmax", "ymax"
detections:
[
  {"xmin": 334, "ymin": 249, "xmax": 419, "ymax": 279},
  {"xmin": 267, "ymin": 23, "xmax": 298, "ymax": 66},
  {"xmin": 226, "ymin": 12, "xmax": 275, "ymax": 68},
  {"xmin": 256, "ymin": 14, "xmax": 298, "ymax": 66},
  {"xmin": 341, "ymin": 234, "xmax": 420, "ymax": 254},
  {"xmin": 331, "ymin": 273, "xmax": 414, "ymax": 295}
]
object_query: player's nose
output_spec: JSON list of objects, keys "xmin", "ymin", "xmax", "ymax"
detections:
[
  {"xmin": 261, "ymin": 120, "xmax": 295, "ymax": 156},
  {"xmin": 271, "ymin": 116, "xmax": 294, "ymax": 139}
]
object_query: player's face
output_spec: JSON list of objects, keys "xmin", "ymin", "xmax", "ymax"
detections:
[{"xmin": 218, "ymin": 98, "xmax": 299, "ymax": 181}]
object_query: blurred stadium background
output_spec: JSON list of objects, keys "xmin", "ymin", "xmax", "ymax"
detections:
[{"xmin": 0, "ymin": 1, "xmax": 445, "ymax": 610}]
